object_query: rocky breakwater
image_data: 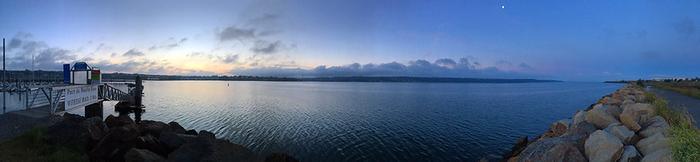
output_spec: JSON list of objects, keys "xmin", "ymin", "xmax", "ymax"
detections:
[
  {"xmin": 46, "ymin": 113, "xmax": 298, "ymax": 162},
  {"xmin": 503, "ymin": 84, "xmax": 673, "ymax": 162}
]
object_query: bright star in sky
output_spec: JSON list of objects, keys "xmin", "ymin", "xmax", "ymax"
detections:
[{"xmin": 501, "ymin": 5, "xmax": 505, "ymax": 9}]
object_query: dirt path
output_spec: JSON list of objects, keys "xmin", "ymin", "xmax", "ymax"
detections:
[{"xmin": 648, "ymin": 87, "xmax": 700, "ymax": 127}]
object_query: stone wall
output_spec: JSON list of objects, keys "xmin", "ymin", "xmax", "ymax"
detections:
[
  {"xmin": 503, "ymin": 84, "xmax": 673, "ymax": 162},
  {"xmin": 46, "ymin": 113, "xmax": 299, "ymax": 162}
]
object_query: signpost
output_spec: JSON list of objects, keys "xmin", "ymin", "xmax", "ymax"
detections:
[{"xmin": 56, "ymin": 85, "xmax": 99, "ymax": 112}]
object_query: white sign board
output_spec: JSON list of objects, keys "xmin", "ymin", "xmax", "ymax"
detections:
[
  {"xmin": 71, "ymin": 71, "xmax": 92, "ymax": 85},
  {"xmin": 60, "ymin": 85, "xmax": 99, "ymax": 111}
]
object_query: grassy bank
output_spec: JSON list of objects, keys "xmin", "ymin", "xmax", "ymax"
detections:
[
  {"xmin": 644, "ymin": 92, "xmax": 700, "ymax": 162},
  {"xmin": 653, "ymin": 82, "xmax": 700, "ymax": 99},
  {"xmin": 0, "ymin": 127, "xmax": 86, "ymax": 162}
]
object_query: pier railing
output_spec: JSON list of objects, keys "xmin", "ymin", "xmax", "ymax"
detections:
[
  {"xmin": 100, "ymin": 83, "xmax": 130, "ymax": 102},
  {"xmin": 1, "ymin": 82, "xmax": 133, "ymax": 115}
]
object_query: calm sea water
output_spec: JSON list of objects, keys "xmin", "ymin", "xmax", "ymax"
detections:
[{"xmin": 115, "ymin": 81, "xmax": 621, "ymax": 161}]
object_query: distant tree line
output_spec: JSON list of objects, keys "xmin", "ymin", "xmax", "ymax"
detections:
[
  {"xmin": 0, "ymin": 70, "xmax": 560, "ymax": 83},
  {"xmin": 660, "ymin": 77, "xmax": 700, "ymax": 82}
]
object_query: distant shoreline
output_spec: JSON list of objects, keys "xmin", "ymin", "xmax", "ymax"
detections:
[
  {"xmin": 109, "ymin": 76, "xmax": 562, "ymax": 83},
  {"xmin": 0, "ymin": 70, "xmax": 561, "ymax": 83}
]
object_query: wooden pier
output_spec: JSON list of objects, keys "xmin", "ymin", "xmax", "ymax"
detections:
[{"xmin": 0, "ymin": 76, "xmax": 144, "ymax": 121}]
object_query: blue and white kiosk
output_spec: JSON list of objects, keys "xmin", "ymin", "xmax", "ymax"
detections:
[
  {"xmin": 63, "ymin": 62, "xmax": 101, "ymax": 85},
  {"xmin": 53, "ymin": 62, "xmax": 102, "ymax": 116}
]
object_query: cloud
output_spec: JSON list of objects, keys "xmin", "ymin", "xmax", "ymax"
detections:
[
  {"xmin": 518, "ymin": 63, "xmax": 533, "ymax": 70},
  {"xmin": 221, "ymin": 54, "xmax": 239, "ymax": 63},
  {"xmin": 123, "ymin": 49, "xmax": 145, "ymax": 57},
  {"xmin": 248, "ymin": 13, "xmax": 279, "ymax": 25},
  {"xmin": 95, "ymin": 60, "xmax": 159, "ymax": 73},
  {"xmin": 2, "ymin": 32, "xmax": 212, "ymax": 75},
  {"xmin": 218, "ymin": 26, "xmax": 258, "ymax": 42},
  {"xmin": 94, "ymin": 43, "xmax": 105, "ymax": 52},
  {"xmin": 4, "ymin": 32, "xmax": 77, "ymax": 70},
  {"xmin": 496, "ymin": 60, "xmax": 513, "ymax": 66},
  {"xmin": 94, "ymin": 58, "xmax": 215, "ymax": 75},
  {"xmin": 434, "ymin": 58, "xmax": 457, "ymax": 68},
  {"xmin": 218, "ymin": 13, "xmax": 286, "ymax": 54},
  {"xmin": 148, "ymin": 37, "xmax": 187, "ymax": 51},
  {"xmin": 187, "ymin": 52, "xmax": 204, "ymax": 57},
  {"xmin": 6, "ymin": 32, "xmax": 35, "ymax": 50},
  {"xmin": 250, "ymin": 40, "xmax": 283, "ymax": 54},
  {"xmin": 34, "ymin": 48, "xmax": 76, "ymax": 66},
  {"xmin": 231, "ymin": 58, "xmax": 536, "ymax": 78},
  {"xmin": 674, "ymin": 17, "xmax": 696, "ymax": 37}
]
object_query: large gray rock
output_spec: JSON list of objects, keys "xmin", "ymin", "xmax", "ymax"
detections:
[
  {"xmin": 619, "ymin": 114, "xmax": 642, "ymax": 132},
  {"xmin": 625, "ymin": 103, "xmax": 656, "ymax": 120},
  {"xmin": 185, "ymin": 129, "xmax": 198, "ymax": 135},
  {"xmin": 89, "ymin": 123, "xmax": 141, "ymax": 160},
  {"xmin": 623, "ymin": 95, "xmax": 637, "ymax": 103},
  {"xmin": 159, "ymin": 132, "xmax": 197, "ymax": 151},
  {"xmin": 572, "ymin": 111, "xmax": 586, "ymax": 126},
  {"xmin": 517, "ymin": 122, "xmax": 595, "ymax": 162},
  {"xmin": 640, "ymin": 148, "xmax": 673, "ymax": 162},
  {"xmin": 619, "ymin": 145, "xmax": 641, "ymax": 162},
  {"xmin": 602, "ymin": 96, "xmax": 623, "ymax": 106},
  {"xmin": 622, "ymin": 99, "xmax": 635, "ymax": 106},
  {"xmin": 264, "ymin": 153, "xmax": 299, "ymax": 162},
  {"xmin": 585, "ymin": 104, "xmax": 621, "ymax": 129},
  {"xmin": 124, "ymin": 148, "xmax": 165, "ymax": 162},
  {"xmin": 515, "ymin": 137, "xmax": 586, "ymax": 162},
  {"xmin": 135, "ymin": 134, "xmax": 169, "ymax": 156},
  {"xmin": 83, "ymin": 117, "xmax": 109, "ymax": 141},
  {"xmin": 604, "ymin": 123, "xmax": 636, "ymax": 144},
  {"xmin": 544, "ymin": 119, "xmax": 571, "ymax": 138},
  {"xmin": 198, "ymin": 130, "xmax": 216, "ymax": 139},
  {"xmin": 619, "ymin": 103, "xmax": 655, "ymax": 132},
  {"xmin": 503, "ymin": 136, "xmax": 528, "ymax": 159},
  {"xmin": 636, "ymin": 133, "xmax": 670, "ymax": 156},
  {"xmin": 554, "ymin": 119, "xmax": 571, "ymax": 129},
  {"xmin": 639, "ymin": 116, "xmax": 670, "ymax": 138},
  {"xmin": 584, "ymin": 130, "xmax": 623, "ymax": 162},
  {"xmin": 605, "ymin": 105, "xmax": 623, "ymax": 119},
  {"xmin": 168, "ymin": 122, "xmax": 186, "ymax": 134},
  {"xmin": 105, "ymin": 114, "xmax": 135, "ymax": 128},
  {"xmin": 46, "ymin": 114, "xmax": 89, "ymax": 150},
  {"xmin": 139, "ymin": 120, "xmax": 172, "ymax": 137},
  {"xmin": 635, "ymin": 93, "xmax": 646, "ymax": 102},
  {"xmin": 167, "ymin": 137, "xmax": 214, "ymax": 161},
  {"xmin": 166, "ymin": 135, "xmax": 262, "ymax": 162},
  {"xmin": 63, "ymin": 113, "xmax": 87, "ymax": 123},
  {"xmin": 205, "ymin": 139, "xmax": 260, "ymax": 161},
  {"xmin": 562, "ymin": 121, "xmax": 598, "ymax": 151}
]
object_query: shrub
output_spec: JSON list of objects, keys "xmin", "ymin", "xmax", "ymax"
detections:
[
  {"xmin": 646, "ymin": 92, "xmax": 700, "ymax": 162},
  {"xmin": 0, "ymin": 127, "xmax": 87, "ymax": 161}
]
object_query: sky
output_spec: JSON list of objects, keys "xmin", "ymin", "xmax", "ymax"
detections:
[{"xmin": 0, "ymin": 0, "xmax": 699, "ymax": 81}]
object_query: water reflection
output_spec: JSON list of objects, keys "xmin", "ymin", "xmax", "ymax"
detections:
[{"xmin": 121, "ymin": 81, "xmax": 618, "ymax": 161}]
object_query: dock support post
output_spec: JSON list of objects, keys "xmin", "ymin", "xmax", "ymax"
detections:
[
  {"xmin": 25, "ymin": 90, "xmax": 29, "ymax": 110},
  {"xmin": 133, "ymin": 75, "xmax": 144, "ymax": 122},
  {"xmin": 85, "ymin": 101, "xmax": 103, "ymax": 119}
]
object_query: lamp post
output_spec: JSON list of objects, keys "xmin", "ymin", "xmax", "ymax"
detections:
[{"xmin": 3, "ymin": 38, "xmax": 6, "ymax": 113}]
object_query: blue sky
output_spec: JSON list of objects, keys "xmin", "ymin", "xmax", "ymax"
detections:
[{"xmin": 0, "ymin": 0, "xmax": 699, "ymax": 81}]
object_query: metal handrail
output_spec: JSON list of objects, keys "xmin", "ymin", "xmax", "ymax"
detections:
[{"xmin": 101, "ymin": 84, "xmax": 129, "ymax": 101}]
